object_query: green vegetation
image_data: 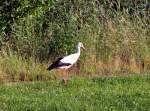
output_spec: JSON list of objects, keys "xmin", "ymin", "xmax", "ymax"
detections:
[
  {"xmin": 1, "ymin": 75, "xmax": 150, "ymax": 111},
  {"xmin": 1, "ymin": 1, "xmax": 150, "ymax": 110},
  {"xmin": 0, "ymin": 0, "xmax": 150, "ymax": 81}
]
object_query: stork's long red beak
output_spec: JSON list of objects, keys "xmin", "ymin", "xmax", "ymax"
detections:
[{"xmin": 81, "ymin": 46, "xmax": 85, "ymax": 50}]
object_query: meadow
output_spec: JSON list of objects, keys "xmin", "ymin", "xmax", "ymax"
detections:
[
  {"xmin": 1, "ymin": 75, "xmax": 150, "ymax": 111},
  {"xmin": 0, "ymin": 1, "xmax": 150, "ymax": 110}
]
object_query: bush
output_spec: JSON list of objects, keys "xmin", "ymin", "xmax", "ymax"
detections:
[{"xmin": 0, "ymin": 0, "xmax": 149, "ymax": 80}]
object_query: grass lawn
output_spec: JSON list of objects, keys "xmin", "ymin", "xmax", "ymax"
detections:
[{"xmin": 0, "ymin": 75, "xmax": 150, "ymax": 111}]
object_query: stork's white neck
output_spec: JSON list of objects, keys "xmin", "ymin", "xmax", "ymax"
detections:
[{"xmin": 77, "ymin": 46, "xmax": 81, "ymax": 54}]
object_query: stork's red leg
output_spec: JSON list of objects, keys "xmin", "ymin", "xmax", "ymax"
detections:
[
  {"xmin": 66, "ymin": 70, "xmax": 68, "ymax": 84},
  {"xmin": 63, "ymin": 69, "xmax": 68, "ymax": 85}
]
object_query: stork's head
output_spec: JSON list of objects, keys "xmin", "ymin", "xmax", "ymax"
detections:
[{"xmin": 77, "ymin": 42, "xmax": 85, "ymax": 50}]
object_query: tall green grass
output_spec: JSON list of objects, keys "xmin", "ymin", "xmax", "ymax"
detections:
[
  {"xmin": 0, "ymin": 50, "xmax": 53, "ymax": 82},
  {"xmin": 0, "ymin": 0, "xmax": 150, "ymax": 81}
]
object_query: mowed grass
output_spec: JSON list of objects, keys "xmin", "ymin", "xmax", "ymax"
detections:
[{"xmin": 1, "ymin": 75, "xmax": 150, "ymax": 111}]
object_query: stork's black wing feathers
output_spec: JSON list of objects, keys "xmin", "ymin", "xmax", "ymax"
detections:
[
  {"xmin": 47, "ymin": 57, "xmax": 71, "ymax": 71},
  {"xmin": 47, "ymin": 57, "xmax": 63, "ymax": 70}
]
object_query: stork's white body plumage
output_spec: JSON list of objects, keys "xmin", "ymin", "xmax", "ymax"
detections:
[
  {"xmin": 59, "ymin": 49, "xmax": 80, "ymax": 69},
  {"xmin": 60, "ymin": 53, "xmax": 80, "ymax": 65},
  {"xmin": 47, "ymin": 42, "xmax": 85, "ymax": 84}
]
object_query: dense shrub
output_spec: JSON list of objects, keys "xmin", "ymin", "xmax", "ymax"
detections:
[{"xmin": 0, "ymin": 0, "xmax": 149, "ymax": 81}]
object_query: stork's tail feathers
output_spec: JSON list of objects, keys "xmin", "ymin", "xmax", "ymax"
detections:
[{"xmin": 47, "ymin": 65, "xmax": 54, "ymax": 71}]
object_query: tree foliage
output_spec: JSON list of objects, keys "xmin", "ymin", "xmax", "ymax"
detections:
[{"xmin": 0, "ymin": 0, "xmax": 54, "ymax": 39}]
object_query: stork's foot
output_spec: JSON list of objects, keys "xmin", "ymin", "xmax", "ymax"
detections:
[
  {"xmin": 63, "ymin": 76, "xmax": 68, "ymax": 85},
  {"xmin": 63, "ymin": 79, "xmax": 67, "ymax": 85}
]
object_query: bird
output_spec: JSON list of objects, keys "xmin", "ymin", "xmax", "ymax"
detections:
[{"xmin": 47, "ymin": 42, "xmax": 85, "ymax": 84}]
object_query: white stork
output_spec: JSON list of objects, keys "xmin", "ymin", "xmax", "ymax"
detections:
[{"xmin": 47, "ymin": 42, "xmax": 85, "ymax": 85}]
